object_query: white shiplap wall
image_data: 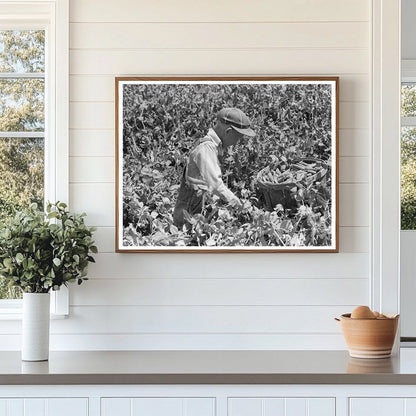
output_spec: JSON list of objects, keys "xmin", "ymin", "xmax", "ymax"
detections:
[{"xmin": 55, "ymin": 0, "xmax": 371, "ymax": 350}]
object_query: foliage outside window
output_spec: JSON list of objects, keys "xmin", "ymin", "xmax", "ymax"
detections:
[
  {"xmin": 401, "ymin": 83, "xmax": 416, "ymax": 230},
  {"xmin": 0, "ymin": 30, "xmax": 45, "ymax": 299}
]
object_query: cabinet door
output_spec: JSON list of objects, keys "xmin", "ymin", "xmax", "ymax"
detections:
[
  {"xmin": 101, "ymin": 397, "xmax": 215, "ymax": 416},
  {"xmin": 0, "ymin": 398, "xmax": 88, "ymax": 416},
  {"xmin": 228, "ymin": 397, "xmax": 335, "ymax": 416},
  {"xmin": 350, "ymin": 398, "xmax": 416, "ymax": 416},
  {"xmin": 350, "ymin": 398, "xmax": 404, "ymax": 416}
]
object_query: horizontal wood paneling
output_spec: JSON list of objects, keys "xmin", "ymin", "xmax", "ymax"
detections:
[
  {"xmin": 0, "ymin": 333, "xmax": 347, "ymax": 350},
  {"xmin": 91, "ymin": 226, "xmax": 369, "ymax": 254},
  {"xmin": 86, "ymin": 253, "xmax": 369, "ymax": 279},
  {"xmin": 339, "ymin": 102, "xmax": 369, "ymax": 129},
  {"xmin": 70, "ymin": 49, "xmax": 368, "ymax": 76},
  {"xmin": 70, "ymin": 0, "xmax": 369, "ymax": 23},
  {"xmin": 70, "ymin": 103, "xmax": 113, "ymax": 129},
  {"xmin": 69, "ymin": 102, "xmax": 368, "ymax": 130},
  {"xmin": 70, "ymin": 157, "xmax": 114, "ymax": 183},
  {"xmin": 60, "ymin": 0, "xmax": 373, "ymax": 351},
  {"xmin": 69, "ymin": 130, "xmax": 114, "ymax": 157},
  {"xmin": 339, "ymin": 156, "xmax": 369, "ymax": 183},
  {"xmin": 56, "ymin": 305, "xmax": 353, "ymax": 334},
  {"xmin": 0, "ymin": 306, "xmax": 355, "ymax": 335},
  {"xmin": 69, "ymin": 183, "xmax": 114, "ymax": 226},
  {"xmin": 70, "ymin": 76, "xmax": 114, "ymax": 102},
  {"xmin": 339, "ymin": 227, "xmax": 369, "ymax": 253},
  {"xmin": 339, "ymin": 184, "xmax": 369, "ymax": 227},
  {"xmin": 71, "ymin": 278, "xmax": 368, "ymax": 306},
  {"xmin": 92, "ymin": 227, "xmax": 115, "ymax": 253},
  {"xmin": 70, "ymin": 22, "xmax": 368, "ymax": 50},
  {"xmin": 69, "ymin": 75, "xmax": 369, "ymax": 103},
  {"xmin": 339, "ymin": 129, "xmax": 369, "ymax": 157}
]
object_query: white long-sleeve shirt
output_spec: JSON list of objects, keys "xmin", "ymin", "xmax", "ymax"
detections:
[{"xmin": 185, "ymin": 129, "xmax": 238, "ymax": 204}]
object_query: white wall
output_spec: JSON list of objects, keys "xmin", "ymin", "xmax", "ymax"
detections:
[{"xmin": 61, "ymin": 0, "xmax": 371, "ymax": 350}]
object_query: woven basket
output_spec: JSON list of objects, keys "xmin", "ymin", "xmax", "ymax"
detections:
[{"xmin": 256, "ymin": 158, "xmax": 329, "ymax": 211}]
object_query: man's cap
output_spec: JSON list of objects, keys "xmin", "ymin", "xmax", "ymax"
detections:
[{"xmin": 217, "ymin": 108, "xmax": 255, "ymax": 137}]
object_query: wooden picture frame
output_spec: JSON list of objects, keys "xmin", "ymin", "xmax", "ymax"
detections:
[{"xmin": 116, "ymin": 77, "xmax": 339, "ymax": 252}]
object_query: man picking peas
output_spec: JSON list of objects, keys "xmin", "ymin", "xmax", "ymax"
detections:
[{"xmin": 173, "ymin": 108, "xmax": 255, "ymax": 228}]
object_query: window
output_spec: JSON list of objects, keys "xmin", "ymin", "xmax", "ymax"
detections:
[
  {"xmin": 0, "ymin": 29, "xmax": 45, "ymax": 300},
  {"xmin": 401, "ymin": 67, "xmax": 416, "ymax": 230},
  {"xmin": 0, "ymin": 0, "xmax": 69, "ymax": 314}
]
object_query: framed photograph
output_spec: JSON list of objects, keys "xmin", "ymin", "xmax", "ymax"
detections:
[{"xmin": 116, "ymin": 77, "xmax": 339, "ymax": 252}]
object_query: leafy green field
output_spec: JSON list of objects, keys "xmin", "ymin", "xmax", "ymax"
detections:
[{"xmin": 121, "ymin": 82, "xmax": 334, "ymax": 247}]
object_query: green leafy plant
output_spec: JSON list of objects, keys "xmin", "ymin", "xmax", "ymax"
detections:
[
  {"xmin": 122, "ymin": 83, "xmax": 333, "ymax": 247},
  {"xmin": 0, "ymin": 202, "xmax": 97, "ymax": 293}
]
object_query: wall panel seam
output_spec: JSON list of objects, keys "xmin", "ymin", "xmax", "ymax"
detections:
[{"xmin": 69, "ymin": 20, "xmax": 371, "ymax": 24}]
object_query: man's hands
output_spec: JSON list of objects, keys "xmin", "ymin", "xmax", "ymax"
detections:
[{"xmin": 228, "ymin": 197, "xmax": 243, "ymax": 210}]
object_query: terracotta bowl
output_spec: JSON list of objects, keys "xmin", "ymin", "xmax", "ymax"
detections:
[{"xmin": 337, "ymin": 313, "xmax": 399, "ymax": 359}]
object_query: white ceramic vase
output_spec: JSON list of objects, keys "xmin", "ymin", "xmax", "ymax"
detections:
[{"xmin": 22, "ymin": 292, "xmax": 50, "ymax": 361}]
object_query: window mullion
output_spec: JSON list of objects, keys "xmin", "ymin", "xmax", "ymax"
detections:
[
  {"xmin": 401, "ymin": 117, "xmax": 416, "ymax": 127},
  {"xmin": 0, "ymin": 72, "xmax": 44, "ymax": 79},
  {"xmin": 0, "ymin": 132, "xmax": 44, "ymax": 138}
]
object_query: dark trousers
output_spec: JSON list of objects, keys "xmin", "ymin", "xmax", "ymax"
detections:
[{"xmin": 172, "ymin": 177, "xmax": 204, "ymax": 228}]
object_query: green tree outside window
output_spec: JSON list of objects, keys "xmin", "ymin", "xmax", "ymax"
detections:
[
  {"xmin": 0, "ymin": 30, "xmax": 45, "ymax": 299},
  {"xmin": 402, "ymin": 85, "xmax": 416, "ymax": 230}
]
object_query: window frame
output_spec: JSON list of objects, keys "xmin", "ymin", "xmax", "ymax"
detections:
[
  {"xmin": 400, "ymin": 60, "xmax": 416, "ymax": 340},
  {"xmin": 371, "ymin": 0, "xmax": 401, "ymax": 320},
  {"xmin": 401, "ymin": 61, "xmax": 416, "ymax": 234},
  {"xmin": 401, "ymin": 61, "xmax": 416, "ymax": 127},
  {"xmin": 0, "ymin": 0, "xmax": 69, "ymax": 316}
]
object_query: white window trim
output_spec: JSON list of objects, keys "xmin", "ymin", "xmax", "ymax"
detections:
[
  {"xmin": 400, "ymin": 60, "xmax": 416, "ymax": 340},
  {"xmin": 371, "ymin": 0, "xmax": 401, "ymax": 324},
  {"xmin": 0, "ymin": 0, "xmax": 69, "ymax": 317}
]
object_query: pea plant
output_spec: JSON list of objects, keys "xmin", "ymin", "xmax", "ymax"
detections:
[{"xmin": 121, "ymin": 82, "xmax": 334, "ymax": 247}]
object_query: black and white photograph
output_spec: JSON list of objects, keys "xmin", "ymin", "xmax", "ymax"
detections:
[{"xmin": 116, "ymin": 77, "xmax": 338, "ymax": 252}]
